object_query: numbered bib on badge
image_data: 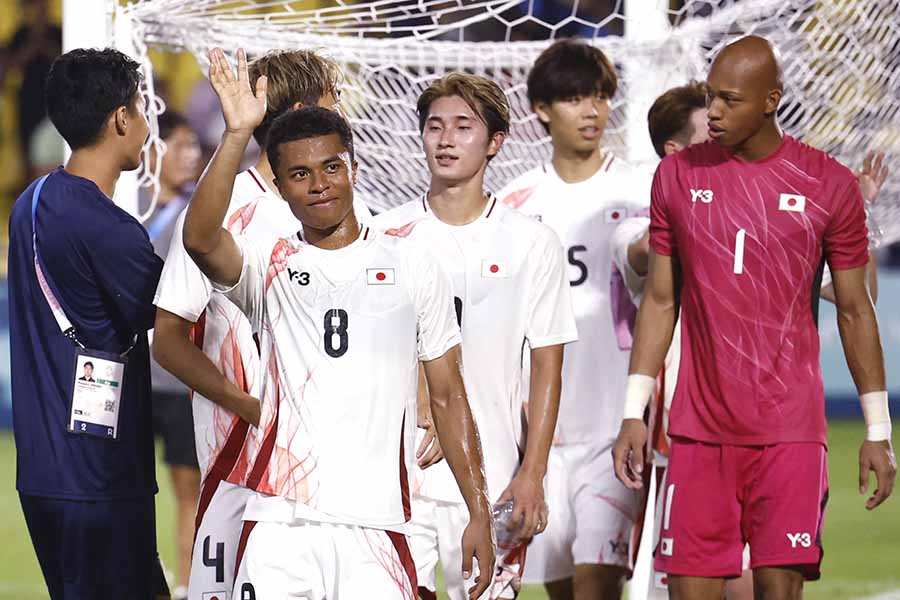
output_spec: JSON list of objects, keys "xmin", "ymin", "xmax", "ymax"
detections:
[{"xmin": 68, "ymin": 349, "xmax": 126, "ymax": 439}]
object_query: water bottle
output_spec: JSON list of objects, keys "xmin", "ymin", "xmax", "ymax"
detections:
[{"xmin": 492, "ymin": 499, "xmax": 524, "ymax": 550}]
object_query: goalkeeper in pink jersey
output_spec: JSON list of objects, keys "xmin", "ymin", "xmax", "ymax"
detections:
[{"xmin": 612, "ymin": 35, "xmax": 896, "ymax": 599}]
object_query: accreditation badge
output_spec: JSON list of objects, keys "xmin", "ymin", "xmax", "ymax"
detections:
[{"xmin": 68, "ymin": 348, "xmax": 127, "ymax": 439}]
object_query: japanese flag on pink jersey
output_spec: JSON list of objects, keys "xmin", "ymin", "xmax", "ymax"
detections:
[{"xmin": 649, "ymin": 135, "xmax": 868, "ymax": 446}]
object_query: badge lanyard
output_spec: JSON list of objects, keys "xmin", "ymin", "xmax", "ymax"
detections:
[{"xmin": 31, "ymin": 173, "xmax": 130, "ymax": 439}]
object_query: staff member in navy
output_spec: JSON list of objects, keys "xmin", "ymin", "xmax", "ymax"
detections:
[{"xmin": 8, "ymin": 48, "xmax": 169, "ymax": 599}]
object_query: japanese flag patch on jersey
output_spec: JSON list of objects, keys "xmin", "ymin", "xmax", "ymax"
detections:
[
  {"xmin": 605, "ymin": 207, "xmax": 627, "ymax": 223},
  {"xmin": 202, "ymin": 592, "xmax": 228, "ymax": 600},
  {"xmin": 367, "ymin": 268, "xmax": 396, "ymax": 285},
  {"xmin": 778, "ymin": 193, "xmax": 806, "ymax": 213},
  {"xmin": 481, "ymin": 260, "xmax": 508, "ymax": 278}
]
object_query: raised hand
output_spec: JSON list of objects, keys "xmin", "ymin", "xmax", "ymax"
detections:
[
  {"xmin": 207, "ymin": 47, "xmax": 267, "ymax": 135},
  {"xmin": 858, "ymin": 150, "xmax": 889, "ymax": 204}
]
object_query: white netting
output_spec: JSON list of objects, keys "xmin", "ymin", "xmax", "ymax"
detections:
[{"xmin": 118, "ymin": 0, "xmax": 900, "ymax": 246}]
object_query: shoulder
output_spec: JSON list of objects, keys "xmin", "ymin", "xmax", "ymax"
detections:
[
  {"xmin": 497, "ymin": 165, "xmax": 549, "ymax": 207},
  {"xmin": 373, "ymin": 200, "xmax": 428, "ymax": 237},
  {"xmin": 784, "ymin": 136, "xmax": 857, "ymax": 187},
  {"xmin": 494, "ymin": 201, "xmax": 561, "ymax": 247}
]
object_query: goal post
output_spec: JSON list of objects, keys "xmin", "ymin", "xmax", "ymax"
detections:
[{"xmin": 104, "ymin": 0, "xmax": 900, "ymax": 239}]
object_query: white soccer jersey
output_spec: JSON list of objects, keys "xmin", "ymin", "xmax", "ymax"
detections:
[
  {"xmin": 498, "ymin": 155, "xmax": 651, "ymax": 445},
  {"xmin": 374, "ymin": 196, "xmax": 578, "ymax": 504},
  {"xmin": 154, "ymin": 167, "xmax": 372, "ymax": 484},
  {"xmin": 220, "ymin": 226, "xmax": 461, "ymax": 528}
]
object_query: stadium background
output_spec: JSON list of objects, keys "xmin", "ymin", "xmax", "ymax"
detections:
[{"xmin": 0, "ymin": 0, "xmax": 896, "ymax": 598}]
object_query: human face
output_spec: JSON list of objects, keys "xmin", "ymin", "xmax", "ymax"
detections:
[
  {"xmin": 158, "ymin": 125, "xmax": 201, "ymax": 191},
  {"xmin": 422, "ymin": 95, "xmax": 502, "ymax": 187},
  {"xmin": 84, "ymin": 364, "xmax": 93, "ymax": 378},
  {"xmin": 686, "ymin": 108, "xmax": 710, "ymax": 145},
  {"xmin": 123, "ymin": 94, "xmax": 150, "ymax": 171},
  {"xmin": 536, "ymin": 92, "xmax": 610, "ymax": 155},
  {"xmin": 273, "ymin": 133, "xmax": 357, "ymax": 232},
  {"xmin": 705, "ymin": 62, "xmax": 776, "ymax": 150}
]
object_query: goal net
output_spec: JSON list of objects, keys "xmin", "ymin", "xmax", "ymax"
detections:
[{"xmin": 116, "ymin": 0, "xmax": 899, "ymax": 246}]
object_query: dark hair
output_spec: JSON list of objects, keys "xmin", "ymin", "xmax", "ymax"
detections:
[
  {"xmin": 647, "ymin": 81, "xmax": 708, "ymax": 158},
  {"xmin": 527, "ymin": 39, "xmax": 618, "ymax": 108},
  {"xmin": 44, "ymin": 48, "xmax": 143, "ymax": 150},
  {"xmin": 84, "ymin": 362, "xmax": 94, "ymax": 369},
  {"xmin": 248, "ymin": 50, "xmax": 342, "ymax": 146},
  {"xmin": 266, "ymin": 106, "xmax": 354, "ymax": 173},
  {"xmin": 157, "ymin": 110, "xmax": 190, "ymax": 141},
  {"xmin": 416, "ymin": 73, "xmax": 510, "ymax": 138}
]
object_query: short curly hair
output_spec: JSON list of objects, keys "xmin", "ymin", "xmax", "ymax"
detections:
[
  {"xmin": 266, "ymin": 106, "xmax": 354, "ymax": 173},
  {"xmin": 44, "ymin": 48, "xmax": 143, "ymax": 150}
]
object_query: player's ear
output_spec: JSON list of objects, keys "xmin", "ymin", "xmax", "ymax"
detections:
[
  {"xmin": 764, "ymin": 88, "xmax": 782, "ymax": 117},
  {"xmin": 533, "ymin": 102, "xmax": 551, "ymax": 127},
  {"xmin": 351, "ymin": 160, "xmax": 359, "ymax": 185},
  {"xmin": 292, "ymin": 101, "xmax": 304, "ymax": 111},
  {"xmin": 664, "ymin": 139, "xmax": 683, "ymax": 157},
  {"xmin": 113, "ymin": 105, "xmax": 130, "ymax": 137},
  {"xmin": 487, "ymin": 131, "xmax": 506, "ymax": 160},
  {"xmin": 272, "ymin": 176, "xmax": 282, "ymax": 195}
]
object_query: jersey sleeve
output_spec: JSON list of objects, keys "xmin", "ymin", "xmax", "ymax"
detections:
[
  {"xmin": 213, "ymin": 235, "xmax": 268, "ymax": 331},
  {"xmin": 409, "ymin": 249, "xmax": 461, "ymax": 361},
  {"xmin": 649, "ymin": 159, "xmax": 676, "ymax": 257},
  {"xmin": 611, "ymin": 216, "xmax": 651, "ymax": 300},
  {"xmin": 525, "ymin": 227, "xmax": 579, "ymax": 348},
  {"xmin": 153, "ymin": 209, "xmax": 212, "ymax": 323},
  {"xmin": 89, "ymin": 217, "xmax": 163, "ymax": 333},
  {"xmin": 823, "ymin": 174, "xmax": 869, "ymax": 271}
]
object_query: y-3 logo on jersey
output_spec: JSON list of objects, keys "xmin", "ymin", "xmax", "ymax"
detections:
[
  {"xmin": 288, "ymin": 268, "xmax": 310, "ymax": 286},
  {"xmin": 786, "ymin": 532, "xmax": 812, "ymax": 548},
  {"xmin": 690, "ymin": 189, "xmax": 714, "ymax": 203}
]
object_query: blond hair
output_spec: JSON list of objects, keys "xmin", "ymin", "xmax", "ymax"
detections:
[
  {"xmin": 416, "ymin": 72, "xmax": 510, "ymax": 140},
  {"xmin": 248, "ymin": 50, "xmax": 342, "ymax": 145}
]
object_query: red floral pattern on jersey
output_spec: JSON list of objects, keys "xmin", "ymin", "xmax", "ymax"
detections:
[
  {"xmin": 227, "ymin": 198, "xmax": 260, "ymax": 234},
  {"xmin": 383, "ymin": 218, "xmax": 425, "ymax": 238},
  {"xmin": 265, "ymin": 238, "xmax": 300, "ymax": 292},
  {"xmin": 501, "ymin": 186, "xmax": 536, "ymax": 209}
]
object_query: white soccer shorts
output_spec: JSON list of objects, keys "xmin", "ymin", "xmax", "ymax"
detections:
[
  {"xmin": 409, "ymin": 497, "xmax": 522, "ymax": 600},
  {"xmin": 232, "ymin": 520, "xmax": 417, "ymax": 600},
  {"xmin": 188, "ymin": 480, "xmax": 254, "ymax": 600},
  {"xmin": 523, "ymin": 441, "xmax": 639, "ymax": 584}
]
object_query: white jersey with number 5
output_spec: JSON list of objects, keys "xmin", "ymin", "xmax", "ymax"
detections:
[
  {"xmin": 221, "ymin": 226, "xmax": 461, "ymax": 528},
  {"xmin": 498, "ymin": 155, "xmax": 651, "ymax": 445},
  {"xmin": 374, "ymin": 196, "xmax": 578, "ymax": 503}
]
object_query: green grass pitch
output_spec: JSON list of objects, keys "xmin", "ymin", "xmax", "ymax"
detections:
[{"xmin": 0, "ymin": 422, "xmax": 896, "ymax": 599}]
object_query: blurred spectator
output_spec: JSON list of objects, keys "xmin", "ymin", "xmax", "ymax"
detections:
[
  {"xmin": 0, "ymin": 1, "xmax": 61, "ymax": 173},
  {"xmin": 142, "ymin": 109, "xmax": 202, "ymax": 600}
]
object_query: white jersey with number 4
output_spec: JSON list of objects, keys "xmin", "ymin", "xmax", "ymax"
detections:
[
  {"xmin": 220, "ymin": 226, "xmax": 461, "ymax": 529},
  {"xmin": 374, "ymin": 196, "xmax": 578, "ymax": 504},
  {"xmin": 498, "ymin": 155, "xmax": 651, "ymax": 445}
]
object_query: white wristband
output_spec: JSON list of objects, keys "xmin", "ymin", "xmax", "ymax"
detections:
[
  {"xmin": 860, "ymin": 391, "xmax": 891, "ymax": 442},
  {"xmin": 623, "ymin": 374, "xmax": 656, "ymax": 420}
]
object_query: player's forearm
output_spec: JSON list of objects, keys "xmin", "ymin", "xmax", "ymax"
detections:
[
  {"xmin": 836, "ymin": 299, "xmax": 886, "ymax": 394},
  {"xmin": 629, "ymin": 293, "xmax": 676, "ymax": 377},
  {"xmin": 153, "ymin": 309, "xmax": 260, "ymax": 425},
  {"xmin": 520, "ymin": 345, "xmax": 563, "ymax": 479},
  {"xmin": 184, "ymin": 130, "xmax": 251, "ymax": 256},
  {"xmin": 428, "ymin": 372, "xmax": 491, "ymax": 515}
]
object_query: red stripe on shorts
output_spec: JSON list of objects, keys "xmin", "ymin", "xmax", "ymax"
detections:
[
  {"xmin": 233, "ymin": 520, "xmax": 258, "ymax": 586},
  {"xmin": 386, "ymin": 530, "xmax": 418, "ymax": 599}
]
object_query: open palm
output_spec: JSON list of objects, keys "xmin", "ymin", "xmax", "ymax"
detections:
[
  {"xmin": 208, "ymin": 47, "xmax": 267, "ymax": 134},
  {"xmin": 858, "ymin": 150, "xmax": 889, "ymax": 204}
]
